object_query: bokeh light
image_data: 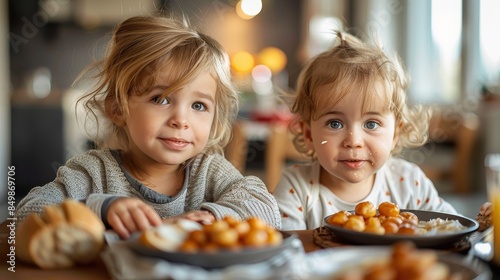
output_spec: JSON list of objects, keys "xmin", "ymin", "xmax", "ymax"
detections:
[
  {"xmin": 251, "ymin": 64, "xmax": 272, "ymax": 83},
  {"xmin": 231, "ymin": 51, "xmax": 255, "ymax": 74},
  {"xmin": 240, "ymin": 0, "xmax": 262, "ymax": 16},
  {"xmin": 258, "ymin": 47, "xmax": 287, "ymax": 73},
  {"xmin": 235, "ymin": 1, "xmax": 255, "ymax": 20}
]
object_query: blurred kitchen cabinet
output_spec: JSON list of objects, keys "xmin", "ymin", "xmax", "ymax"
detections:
[{"xmin": 11, "ymin": 88, "xmax": 65, "ymax": 200}]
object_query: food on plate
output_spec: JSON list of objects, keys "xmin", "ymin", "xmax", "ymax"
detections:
[
  {"xmin": 181, "ymin": 216, "xmax": 283, "ymax": 252},
  {"xmin": 475, "ymin": 212, "xmax": 491, "ymax": 232},
  {"xmin": 16, "ymin": 199, "xmax": 106, "ymax": 269},
  {"xmin": 344, "ymin": 215, "xmax": 366, "ymax": 232},
  {"xmin": 378, "ymin": 201, "xmax": 400, "ymax": 217},
  {"xmin": 326, "ymin": 201, "xmax": 467, "ymax": 236},
  {"xmin": 400, "ymin": 211, "xmax": 419, "ymax": 225},
  {"xmin": 355, "ymin": 201, "xmax": 377, "ymax": 219},
  {"xmin": 326, "ymin": 210, "xmax": 351, "ymax": 226},
  {"xmin": 139, "ymin": 216, "xmax": 283, "ymax": 253},
  {"xmin": 364, "ymin": 217, "xmax": 385, "ymax": 235},
  {"xmin": 138, "ymin": 219, "xmax": 202, "ymax": 251},
  {"xmin": 332, "ymin": 241, "xmax": 456, "ymax": 280},
  {"xmin": 422, "ymin": 218, "xmax": 466, "ymax": 233},
  {"xmin": 381, "ymin": 219, "xmax": 400, "ymax": 234},
  {"xmin": 396, "ymin": 222, "xmax": 419, "ymax": 235}
]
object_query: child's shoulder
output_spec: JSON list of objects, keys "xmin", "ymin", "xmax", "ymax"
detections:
[
  {"xmin": 284, "ymin": 161, "xmax": 317, "ymax": 172},
  {"xmin": 66, "ymin": 148, "xmax": 116, "ymax": 165},
  {"xmin": 281, "ymin": 161, "xmax": 320, "ymax": 180},
  {"xmin": 382, "ymin": 157, "xmax": 426, "ymax": 178}
]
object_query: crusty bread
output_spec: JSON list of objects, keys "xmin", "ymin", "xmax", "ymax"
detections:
[
  {"xmin": 16, "ymin": 199, "xmax": 106, "ymax": 269},
  {"xmin": 476, "ymin": 213, "xmax": 492, "ymax": 232}
]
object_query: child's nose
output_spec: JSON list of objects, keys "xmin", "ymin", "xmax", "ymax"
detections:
[
  {"xmin": 167, "ymin": 109, "xmax": 189, "ymax": 129},
  {"xmin": 342, "ymin": 130, "xmax": 363, "ymax": 148}
]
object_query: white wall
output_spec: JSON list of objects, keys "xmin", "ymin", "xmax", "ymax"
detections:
[{"xmin": 0, "ymin": 0, "xmax": 10, "ymax": 222}]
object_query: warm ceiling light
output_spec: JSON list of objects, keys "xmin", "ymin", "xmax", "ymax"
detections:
[
  {"xmin": 240, "ymin": 0, "xmax": 262, "ymax": 17},
  {"xmin": 235, "ymin": 1, "xmax": 255, "ymax": 20}
]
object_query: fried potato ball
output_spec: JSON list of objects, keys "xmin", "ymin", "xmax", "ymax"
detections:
[
  {"xmin": 378, "ymin": 201, "xmax": 400, "ymax": 217},
  {"xmin": 327, "ymin": 210, "xmax": 350, "ymax": 226},
  {"xmin": 243, "ymin": 229, "xmax": 268, "ymax": 247},
  {"xmin": 381, "ymin": 220, "xmax": 400, "ymax": 234},
  {"xmin": 204, "ymin": 220, "xmax": 229, "ymax": 233},
  {"xmin": 247, "ymin": 217, "xmax": 267, "ymax": 230},
  {"xmin": 384, "ymin": 216, "xmax": 404, "ymax": 225},
  {"xmin": 364, "ymin": 217, "xmax": 385, "ymax": 235},
  {"xmin": 232, "ymin": 221, "xmax": 251, "ymax": 237},
  {"xmin": 178, "ymin": 240, "xmax": 199, "ymax": 253},
  {"xmin": 364, "ymin": 225, "xmax": 385, "ymax": 235},
  {"xmin": 266, "ymin": 228, "xmax": 284, "ymax": 245},
  {"xmin": 175, "ymin": 216, "xmax": 282, "ymax": 253},
  {"xmin": 210, "ymin": 228, "xmax": 239, "ymax": 247},
  {"xmin": 344, "ymin": 215, "xmax": 366, "ymax": 232},
  {"xmin": 355, "ymin": 201, "xmax": 377, "ymax": 219},
  {"xmin": 396, "ymin": 222, "xmax": 418, "ymax": 235},
  {"xmin": 400, "ymin": 211, "xmax": 419, "ymax": 225}
]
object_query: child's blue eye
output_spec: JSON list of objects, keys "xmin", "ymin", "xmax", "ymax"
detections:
[
  {"xmin": 192, "ymin": 102, "xmax": 207, "ymax": 111},
  {"xmin": 328, "ymin": 120, "xmax": 343, "ymax": 129},
  {"xmin": 365, "ymin": 121, "xmax": 380, "ymax": 130},
  {"xmin": 152, "ymin": 96, "xmax": 169, "ymax": 105}
]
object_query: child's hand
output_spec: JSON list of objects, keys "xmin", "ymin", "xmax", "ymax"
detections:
[
  {"xmin": 107, "ymin": 197, "xmax": 162, "ymax": 239},
  {"xmin": 163, "ymin": 210, "xmax": 215, "ymax": 225},
  {"xmin": 479, "ymin": 202, "xmax": 492, "ymax": 216},
  {"xmin": 477, "ymin": 202, "xmax": 493, "ymax": 232}
]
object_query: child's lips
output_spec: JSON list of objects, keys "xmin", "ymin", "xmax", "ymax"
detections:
[
  {"xmin": 160, "ymin": 137, "xmax": 190, "ymax": 150},
  {"xmin": 340, "ymin": 159, "xmax": 366, "ymax": 169}
]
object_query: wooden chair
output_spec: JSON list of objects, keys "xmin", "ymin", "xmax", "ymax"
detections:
[
  {"xmin": 225, "ymin": 120, "xmax": 308, "ymax": 192},
  {"xmin": 417, "ymin": 110, "xmax": 480, "ymax": 193},
  {"xmin": 224, "ymin": 121, "xmax": 248, "ymax": 173},
  {"xmin": 264, "ymin": 123, "xmax": 308, "ymax": 192}
]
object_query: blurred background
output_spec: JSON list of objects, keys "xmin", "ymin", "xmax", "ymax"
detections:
[{"xmin": 1, "ymin": 0, "xmax": 500, "ymax": 220}]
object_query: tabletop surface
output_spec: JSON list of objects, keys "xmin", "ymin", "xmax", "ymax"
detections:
[
  {"xmin": 0, "ymin": 219, "xmax": 320, "ymax": 280},
  {"xmin": 0, "ymin": 219, "xmax": 496, "ymax": 279}
]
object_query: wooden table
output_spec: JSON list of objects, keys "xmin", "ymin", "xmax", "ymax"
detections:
[
  {"xmin": 0, "ymin": 219, "xmax": 319, "ymax": 280},
  {"xmin": 2, "ymin": 219, "xmax": 497, "ymax": 279}
]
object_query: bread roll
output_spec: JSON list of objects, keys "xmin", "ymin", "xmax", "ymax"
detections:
[
  {"xmin": 139, "ymin": 219, "xmax": 202, "ymax": 251},
  {"xmin": 16, "ymin": 199, "xmax": 106, "ymax": 269}
]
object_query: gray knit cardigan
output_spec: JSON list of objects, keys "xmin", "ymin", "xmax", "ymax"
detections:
[{"xmin": 14, "ymin": 149, "xmax": 281, "ymax": 229}]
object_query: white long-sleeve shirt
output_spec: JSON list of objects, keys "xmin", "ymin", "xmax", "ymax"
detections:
[{"xmin": 273, "ymin": 157, "xmax": 457, "ymax": 230}]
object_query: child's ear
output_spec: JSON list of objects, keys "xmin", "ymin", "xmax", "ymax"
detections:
[
  {"xmin": 301, "ymin": 122, "xmax": 315, "ymax": 151},
  {"xmin": 104, "ymin": 95, "xmax": 126, "ymax": 127},
  {"xmin": 392, "ymin": 122, "xmax": 401, "ymax": 150}
]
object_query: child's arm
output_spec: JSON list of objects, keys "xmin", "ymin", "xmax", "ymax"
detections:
[
  {"xmin": 14, "ymin": 182, "xmax": 68, "ymax": 222},
  {"xmin": 273, "ymin": 177, "xmax": 309, "ymax": 230},
  {"xmin": 162, "ymin": 210, "xmax": 216, "ymax": 225},
  {"xmin": 193, "ymin": 154, "xmax": 281, "ymax": 229},
  {"xmin": 175, "ymin": 210, "xmax": 215, "ymax": 224}
]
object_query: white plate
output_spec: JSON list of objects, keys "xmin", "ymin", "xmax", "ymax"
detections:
[
  {"xmin": 323, "ymin": 210, "xmax": 479, "ymax": 248},
  {"xmin": 292, "ymin": 246, "xmax": 491, "ymax": 280}
]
